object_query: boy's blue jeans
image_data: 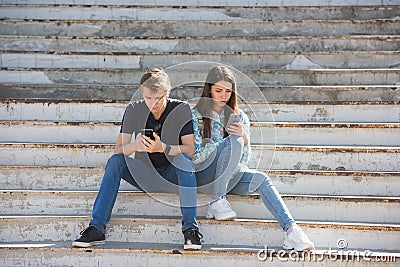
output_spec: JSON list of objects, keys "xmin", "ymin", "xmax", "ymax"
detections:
[{"xmin": 90, "ymin": 153, "xmax": 198, "ymax": 233}]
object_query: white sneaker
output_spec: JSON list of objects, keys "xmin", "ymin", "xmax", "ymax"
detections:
[
  {"xmin": 206, "ymin": 196, "xmax": 237, "ymax": 220},
  {"xmin": 283, "ymin": 225, "xmax": 315, "ymax": 251}
]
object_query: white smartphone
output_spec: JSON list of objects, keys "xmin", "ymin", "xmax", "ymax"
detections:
[{"xmin": 226, "ymin": 113, "xmax": 242, "ymax": 130}]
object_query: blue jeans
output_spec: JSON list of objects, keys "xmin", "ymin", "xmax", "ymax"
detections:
[
  {"xmin": 196, "ymin": 136, "xmax": 244, "ymax": 199},
  {"xmin": 196, "ymin": 136, "xmax": 295, "ymax": 231},
  {"xmin": 90, "ymin": 153, "xmax": 198, "ymax": 233},
  {"xmin": 229, "ymin": 170, "xmax": 295, "ymax": 231}
]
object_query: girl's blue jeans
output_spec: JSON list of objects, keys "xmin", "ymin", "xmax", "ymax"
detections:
[{"xmin": 195, "ymin": 136, "xmax": 295, "ymax": 231}]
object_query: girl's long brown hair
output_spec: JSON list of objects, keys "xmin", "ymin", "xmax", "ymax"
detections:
[{"xmin": 194, "ymin": 65, "xmax": 239, "ymax": 140}]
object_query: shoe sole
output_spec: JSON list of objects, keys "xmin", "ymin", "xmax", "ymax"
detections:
[
  {"xmin": 214, "ymin": 214, "xmax": 237, "ymax": 220},
  {"xmin": 207, "ymin": 210, "xmax": 237, "ymax": 221},
  {"xmin": 283, "ymin": 242, "xmax": 315, "ymax": 251},
  {"xmin": 184, "ymin": 244, "xmax": 202, "ymax": 250},
  {"xmin": 72, "ymin": 240, "xmax": 105, "ymax": 248}
]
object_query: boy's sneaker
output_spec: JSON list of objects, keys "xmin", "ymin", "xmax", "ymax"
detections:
[
  {"xmin": 72, "ymin": 226, "xmax": 105, "ymax": 248},
  {"xmin": 283, "ymin": 225, "xmax": 315, "ymax": 251},
  {"xmin": 206, "ymin": 196, "xmax": 237, "ymax": 220},
  {"xmin": 183, "ymin": 228, "xmax": 203, "ymax": 250}
]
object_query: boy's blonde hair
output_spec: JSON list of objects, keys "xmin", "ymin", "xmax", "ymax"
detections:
[{"xmin": 140, "ymin": 68, "xmax": 171, "ymax": 92}]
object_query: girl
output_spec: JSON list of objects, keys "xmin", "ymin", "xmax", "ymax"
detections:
[{"xmin": 192, "ymin": 65, "xmax": 314, "ymax": 251}]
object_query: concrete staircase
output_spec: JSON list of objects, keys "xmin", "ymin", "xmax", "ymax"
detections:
[{"xmin": 0, "ymin": 0, "xmax": 399, "ymax": 266}]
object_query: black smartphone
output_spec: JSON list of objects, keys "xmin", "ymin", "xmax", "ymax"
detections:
[{"xmin": 140, "ymin": 128, "xmax": 155, "ymax": 140}]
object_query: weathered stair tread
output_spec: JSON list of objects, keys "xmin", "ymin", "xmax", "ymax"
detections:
[
  {"xmin": 1, "ymin": 143, "xmax": 399, "ymax": 171},
  {"xmin": 1, "ymin": 35, "xmax": 399, "ymax": 53},
  {"xmin": 2, "ymin": 68, "xmax": 399, "ymax": 86},
  {"xmin": 1, "ymin": 241, "xmax": 398, "ymax": 267},
  {"xmin": 1, "ymin": 120, "xmax": 399, "ymax": 146},
  {"xmin": 1, "ymin": 215, "xmax": 399, "ymax": 250},
  {"xmin": 0, "ymin": 5, "xmax": 399, "ymax": 21},
  {"xmin": 1, "ymin": 19, "xmax": 398, "ymax": 38},
  {"xmin": 0, "ymin": 0, "xmax": 399, "ymax": 6},
  {"xmin": 1, "ymin": 165, "xmax": 399, "ymax": 196},
  {"xmin": 0, "ymin": 241, "xmax": 399, "ymax": 255},
  {"xmin": 2, "ymin": 190, "xmax": 399, "ymax": 223}
]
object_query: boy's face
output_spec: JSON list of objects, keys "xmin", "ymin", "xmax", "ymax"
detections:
[{"xmin": 141, "ymin": 86, "xmax": 169, "ymax": 115}]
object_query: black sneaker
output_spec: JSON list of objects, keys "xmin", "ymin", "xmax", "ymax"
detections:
[
  {"xmin": 183, "ymin": 228, "xmax": 203, "ymax": 250},
  {"xmin": 72, "ymin": 226, "xmax": 105, "ymax": 248}
]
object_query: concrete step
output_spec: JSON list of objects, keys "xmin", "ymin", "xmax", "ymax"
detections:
[
  {"xmin": 1, "ymin": 5, "xmax": 399, "ymax": 20},
  {"xmin": 1, "ymin": 166, "xmax": 398, "ymax": 197},
  {"xmin": 1, "ymin": 68, "xmax": 399, "ymax": 86},
  {"xmin": 2, "ymin": 99, "xmax": 400, "ymax": 123},
  {"xmin": 1, "ymin": 84, "xmax": 400, "ymax": 102},
  {"xmin": 1, "ymin": 242, "xmax": 399, "ymax": 267},
  {"xmin": 1, "ymin": 19, "xmax": 398, "ymax": 37},
  {"xmin": 1, "ymin": 143, "xmax": 399, "ymax": 171},
  {"xmin": 2, "ymin": 190, "xmax": 399, "ymax": 224},
  {"xmin": 1, "ymin": 52, "xmax": 399, "ymax": 69},
  {"xmin": 1, "ymin": 0, "xmax": 398, "ymax": 7},
  {"xmin": 1, "ymin": 121, "xmax": 400, "ymax": 146},
  {"xmin": 1, "ymin": 216, "xmax": 399, "ymax": 251},
  {"xmin": 1, "ymin": 35, "xmax": 399, "ymax": 53}
]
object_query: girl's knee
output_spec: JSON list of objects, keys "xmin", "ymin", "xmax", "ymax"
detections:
[
  {"xmin": 228, "ymin": 135, "xmax": 244, "ymax": 154},
  {"xmin": 250, "ymin": 172, "xmax": 272, "ymax": 192}
]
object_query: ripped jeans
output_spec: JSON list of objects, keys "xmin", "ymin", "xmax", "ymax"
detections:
[{"xmin": 195, "ymin": 136, "xmax": 295, "ymax": 231}]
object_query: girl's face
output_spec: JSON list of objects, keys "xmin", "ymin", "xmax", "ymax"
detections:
[{"xmin": 210, "ymin": 80, "xmax": 233, "ymax": 110}]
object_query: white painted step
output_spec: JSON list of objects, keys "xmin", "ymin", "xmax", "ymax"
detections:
[
  {"xmin": 1, "ymin": 242, "xmax": 398, "ymax": 267},
  {"xmin": 1, "ymin": 166, "xmax": 398, "ymax": 197},
  {"xmin": 1, "ymin": 84, "xmax": 400, "ymax": 102},
  {"xmin": 1, "ymin": 216, "xmax": 399, "ymax": 251},
  {"xmin": 1, "ymin": 69, "xmax": 399, "ymax": 86},
  {"xmin": 2, "ymin": 99, "xmax": 400, "ymax": 122},
  {"xmin": 0, "ymin": 0, "xmax": 398, "ymax": 6},
  {"xmin": 2, "ymin": 190, "xmax": 399, "ymax": 224},
  {"xmin": 0, "ymin": 5, "xmax": 398, "ymax": 20},
  {"xmin": 1, "ymin": 143, "xmax": 399, "ymax": 171},
  {"xmin": 1, "ymin": 121, "xmax": 400, "ymax": 146},
  {"xmin": 1, "ymin": 52, "xmax": 399, "ymax": 69},
  {"xmin": 1, "ymin": 20, "xmax": 398, "ymax": 37},
  {"xmin": 1, "ymin": 35, "xmax": 399, "ymax": 53}
]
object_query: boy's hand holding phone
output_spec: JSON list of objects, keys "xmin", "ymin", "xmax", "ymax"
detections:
[{"xmin": 140, "ymin": 128, "xmax": 164, "ymax": 153}]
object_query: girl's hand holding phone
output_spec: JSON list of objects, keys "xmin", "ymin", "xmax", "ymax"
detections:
[{"xmin": 227, "ymin": 121, "xmax": 244, "ymax": 137}]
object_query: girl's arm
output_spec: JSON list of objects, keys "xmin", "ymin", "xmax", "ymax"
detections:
[{"xmin": 191, "ymin": 109, "xmax": 219, "ymax": 164}]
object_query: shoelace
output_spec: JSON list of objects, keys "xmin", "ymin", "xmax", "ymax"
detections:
[
  {"xmin": 214, "ymin": 197, "xmax": 232, "ymax": 211},
  {"xmin": 186, "ymin": 229, "xmax": 203, "ymax": 241},
  {"xmin": 79, "ymin": 226, "xmax": 95, "ymax": 236},
  {"xmin": 290, "ymin": 227, "xmax": 309, "ymax": 242}
]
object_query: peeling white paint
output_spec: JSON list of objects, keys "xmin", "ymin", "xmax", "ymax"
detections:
[
  {"xmin": 0, "ymin": 71, "xmax": 52, "ymax": 84},
  {"xmin": 282, "ymin": 55, "xmax": 324, "ymax": 70}
]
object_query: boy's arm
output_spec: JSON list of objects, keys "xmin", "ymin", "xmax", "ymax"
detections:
[
  {"xmin": 164, "ymin": 134, "xmax": 195, "ymax": 158},
  {"xmin": 114, "ymin": 132, "xmax": 146, "ymax": 156}
]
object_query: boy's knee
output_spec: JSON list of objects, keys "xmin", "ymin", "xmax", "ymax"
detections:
[
  {"xmin": 107, "ymin": 153, "xmax": 126, "ymax": 167},
  {"xmin": 173, "ymin": 153, "xmax": 191, "ymax": 162},
  {"xmin": 173, "ymin": 154, "xmax": 195, "ymax": 173}
]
